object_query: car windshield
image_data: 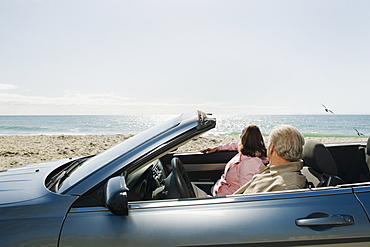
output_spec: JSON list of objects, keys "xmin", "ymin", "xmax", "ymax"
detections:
[{"xmin": 58, "ymin": 113, "xmax": 185, "ymax": 193}]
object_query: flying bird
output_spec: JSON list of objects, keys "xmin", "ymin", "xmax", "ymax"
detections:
[
  {"xmin": 354, "ymin": 128, "xmax": 364, "ymax": 136},
  {"xmin": 321, "ymin": 104, "xmax": 334, "ymax": 114}
]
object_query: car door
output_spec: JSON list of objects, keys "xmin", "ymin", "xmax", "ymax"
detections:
[
  {"xmin": 353, "ymin": 183, "xmax": 370, "ymax": 218},
  {"xmin": 59, "ymin": 186, "xmax": 370, "ymax": 246}
]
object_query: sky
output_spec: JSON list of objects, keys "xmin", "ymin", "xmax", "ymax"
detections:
[{"xmin": 1, "ymin": 0, "xmax": 370, "ymax": 116}]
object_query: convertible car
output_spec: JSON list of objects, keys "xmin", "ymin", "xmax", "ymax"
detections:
[{"xmin": 1, "ymin": 110, "xmax": 370, "ymax": 246}]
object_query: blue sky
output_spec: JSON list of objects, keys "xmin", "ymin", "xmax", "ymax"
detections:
[{"xmin": 1, "ymin": 0, "xmax": 369, "ymax": 115}]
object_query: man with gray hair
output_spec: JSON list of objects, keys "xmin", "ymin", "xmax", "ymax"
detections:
[{"xmin": 234, "ymin": 124, "xmax": 307, "ymax": 194}]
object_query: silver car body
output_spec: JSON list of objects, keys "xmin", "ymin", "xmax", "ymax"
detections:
[{"xmin": 1, "ymin": 110, "xmax": 370, "ymax": 246}]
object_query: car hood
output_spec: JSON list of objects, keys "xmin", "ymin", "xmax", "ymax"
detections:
[{"xmin": 0, "ymin": 159, "xmax": 72, "ymax": 205}]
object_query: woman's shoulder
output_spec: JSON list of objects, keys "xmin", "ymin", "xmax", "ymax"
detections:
[{"xmin": 240, "ymin": 155, "xmax": 268, "ymax": 165}]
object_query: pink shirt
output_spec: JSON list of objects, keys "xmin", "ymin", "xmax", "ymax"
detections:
[{"xmin": 211, "ymin": 142, "xmax": 268, "ymax": 196}]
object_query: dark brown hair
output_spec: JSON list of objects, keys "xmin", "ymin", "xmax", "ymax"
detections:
[{"xmin": 239, "ymin": 125, "xmax": 267, "ymax": 157}]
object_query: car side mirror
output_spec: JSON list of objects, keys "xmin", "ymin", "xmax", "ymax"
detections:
[{"xmin": 105, "ymin": 176, "xmax": 129, "ymax": 216}]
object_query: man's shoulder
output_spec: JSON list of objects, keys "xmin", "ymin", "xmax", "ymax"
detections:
[
  {"xmin": 269, "ymin": 161, "xmax": 303, "ymax": 173},
  {"xmin": 242, "ymin": 161, "xmax": 306, "ymax": 193}
]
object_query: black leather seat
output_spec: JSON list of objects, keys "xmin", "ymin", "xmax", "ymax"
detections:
[
  {"xmin": 341, "ymin": 139, "xmax": 370, "ymax": 183},
  {"xmin": 302, "ymin": 140, "xmax": 346, "ymax": 187}
]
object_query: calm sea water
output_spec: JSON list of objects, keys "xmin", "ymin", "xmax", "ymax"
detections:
[{"xmin": 0, "ymin": 114, "xmax": 368, "ymax": 137}]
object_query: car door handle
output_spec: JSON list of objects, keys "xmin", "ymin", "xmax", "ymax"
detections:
[{"xmin": 296, "ymin": 214, "xmax": 354, "ymax": 227}]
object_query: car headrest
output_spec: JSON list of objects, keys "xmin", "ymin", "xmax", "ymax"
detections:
[
  {"xmin": 367, "ymin": 137, "xmax": 370, "ymax": 156},
  {"xmin": 303, "ymin": 140, "xmax": 338, "ymax": 176}
]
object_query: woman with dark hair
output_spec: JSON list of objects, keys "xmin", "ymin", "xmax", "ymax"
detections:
[{"xmin": 201, "ymin": 125, "xmax": 268, "ymax": 196}]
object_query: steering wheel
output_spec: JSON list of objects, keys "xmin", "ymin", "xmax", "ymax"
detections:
[{"xmin": 170, "ymin": 157, "xmax": 196, "ymax": 198}]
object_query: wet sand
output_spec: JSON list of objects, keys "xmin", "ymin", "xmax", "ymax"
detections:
[{"xmin": 0, "ymin": 134, "xmax": 368, "ymax": 169}]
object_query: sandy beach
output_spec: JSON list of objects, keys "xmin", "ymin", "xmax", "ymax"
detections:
[{"xmin": 0, "ymin": 134, "xmax": 368, "ymax": 169}]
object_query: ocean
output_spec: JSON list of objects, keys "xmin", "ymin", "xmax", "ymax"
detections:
[{"xmin": 0, "ymin": 114, "xmax": 368, "ymax": 137}]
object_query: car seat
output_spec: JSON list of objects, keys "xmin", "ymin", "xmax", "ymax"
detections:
[
  {"xmin": 341, "ymin": 138, "xmax": 370, "ymax": 183},
  {"xmin": 302, "ymin": 140, "xmax": 346, "ymax": 187},
  {"xmin": 366, "ymin": 137, "xmax": 370, "ymax": 170}
]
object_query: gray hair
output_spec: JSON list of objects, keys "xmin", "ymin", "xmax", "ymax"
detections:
[{"xmin": 269, "ymin": 124, "xmax": 305, "ymax": 162}]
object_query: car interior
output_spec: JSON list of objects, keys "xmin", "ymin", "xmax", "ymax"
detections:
[
  {"xmin": 71, "ymin": 137, "xmax": 370, "ymax": 207},
  {"xmin": 302, "ymin": 139, "xmax": 370, "ymax": 187},
  {"xmin": 127, "ymin": 138, "xmax": 370, "ymax": 201},
  {"xmin": 125, "ymin": 150, "xmax": 236, "ymax": 201}
]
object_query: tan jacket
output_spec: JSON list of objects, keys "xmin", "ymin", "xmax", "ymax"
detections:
[{"xmin": 234, "ymin": 161, "xmax": 307, "ymax": 194}]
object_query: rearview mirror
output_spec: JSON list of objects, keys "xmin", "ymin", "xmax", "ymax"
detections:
[{"xmin": 105, "ymin": 176, "xmax": 129, "ymax": 216}]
